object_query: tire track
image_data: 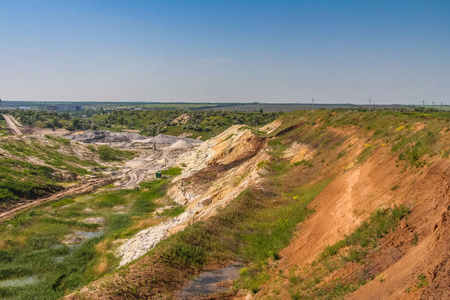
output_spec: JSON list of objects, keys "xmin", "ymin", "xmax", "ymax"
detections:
[{"xmin": 2, "ymin": 114, "xmax": 22, "ymax": 135}]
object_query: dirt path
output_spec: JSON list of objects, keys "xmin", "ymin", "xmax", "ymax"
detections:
[
  {"xmin": 2, "ymin": 114, "xmax": 22, "ymax": 135},
  {"xmin": 0, "ymin": 176, "xmax": 118, "ymax": 224}
]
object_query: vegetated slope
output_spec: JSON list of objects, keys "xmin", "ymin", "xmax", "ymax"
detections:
[
  {"xmin": 65, "ymin": 110, "xmax": 449, "ymax": 299},
  {"xmin": 0, "ymin": 132, "xmax": 108, "ymax": 213},
  {"xmin": 250, "ymin": 110, "xmax": 450, "ymax": 300}
]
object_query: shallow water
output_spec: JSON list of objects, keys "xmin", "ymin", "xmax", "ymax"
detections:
[
  {"xmin": 178, "ymin": 263, "xmax": 243, "ymax": 299},
  {"xmin": 0, "ymin": 276, "xmax": 40, "ymax": 288},
  {"xmin": 57, "ymin": 230, "xmax": 104, "ymax": 261},
  {"xmin": 74, "ymin": 229, "xmax": 104, "ymax": 239}
]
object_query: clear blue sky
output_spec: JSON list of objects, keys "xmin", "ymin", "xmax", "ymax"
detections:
[{"xmin": 1, "ymin": 0, "xmax": 449, "ymax": 104}]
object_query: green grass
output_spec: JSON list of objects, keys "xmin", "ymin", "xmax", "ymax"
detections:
[
  {"xmin": 96, "ymin": 145, "xmax": 135, "ymax": 162},
  {"xmin": 319, "ymin": 205, "xmax": 410, "ymax": 262},
  {"xmin": 95, "ymin": 190, "xmax": 131, "ymax": 208},
  {"xmin": 145, "ymin": 179, "xmax": 330, "ymax": 295},
  {"xmin": 51, "ymin": 198, "xmax": 75, "ymax": 208},
  {"xmin": 160, "ymin": 206, "xmax": 185, "ymax": 217},
  {"xmin": 45, "ymin": 134, "xmax": 71, "ymax": 146},
  {"xmin": 265, "ymin": 109, "xmax": 450, "ymax": 168},
  {"xmin": 241, "ymin": 181, "xmax": 329, "ymax": 263},
  {"xmin": 161, "ymin": 167, "xmax": 182, "ymax": 176},
  {"xmin": 0, "ymin": 174, "xmax": 172, "ymax": 299},
  {"xmin": 415, "ymin": 273, "xmax": 428, "ymax": 288},
  {"xmin": 0, "ymin": 138, "xmax": 99, "ymax": 182},
  {"xmin": 0, "ymin": 157, "xmax": 63, "ymax": 202},
  {"xmin": 286, "ymin": 205, "xmax": 411, "ymax": 299}
]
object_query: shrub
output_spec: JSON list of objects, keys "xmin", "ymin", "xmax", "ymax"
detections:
[{"xmin": 97, "ymin": 145, "xmax": 134, "ymax": 162}]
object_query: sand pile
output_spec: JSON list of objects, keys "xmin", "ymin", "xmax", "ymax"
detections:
[
  {"xmin": 168, "ymin": 140, "xmax": 194, "ymax": 149},
  {"xmin": 133, "ymin": 134, "xmax": 202, "ymax": 145}
]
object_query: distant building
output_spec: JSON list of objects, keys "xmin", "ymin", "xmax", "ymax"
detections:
[{"xmin": 47, "ymin": 105, "xmax": 82, "ymax": 112}]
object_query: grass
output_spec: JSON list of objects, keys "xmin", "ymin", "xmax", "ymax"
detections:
[
  {"xmin": 161, "ymin": 167, "xmax": 182, "ymax": 176},
  {"xmin": 286, "ymin": 205, "xmax": 411, "ymax": 299},
  {"xmin": 0, "ymin": 168, "xmax": 179, "ymax": 299},
  {"xmin": 95, "ymin": 190, "xmax": 131, "ymax": 208},
  {"xmin": 241, "ymin": 181, "xmax": 329, "ymax": 263},
  {"xmin": 96, "ymin": 145, "xmax": 135, "ymax": 162},
  {"xmin": 0, "ymin": 157, "xmax": 63, "ymax": 202},
  {"xmin": 264, "ymin": 109, "xmax": 450, "ymax": 168},
  {"xmin": 0, "ymin": 137, "xmax": 102, "ymax": 203},
  {"xmin": 159, "ymin": 206, "xmax": 185, "ymax": 217},
  {"xmin": 141, "ymin": 177, "xmax": 330, "ymax": 295},
  {"xmin": 415, "ymin": 273, "xmax": 428, "ymax": 288},
  {"xmin": 45, "ymin": 134, "xmax": 71, "ymax": 146},
  {"xmin": 51, "ymin": 198, "xmax": 75, "ymax": 208},
  {"xmin": 319, "ymin": 206, "xmax": 410, "ymax": 262}
]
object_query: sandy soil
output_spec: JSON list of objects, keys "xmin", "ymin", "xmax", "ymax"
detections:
[
  {"xmin": 2, "ymin": 114, "xmax": 22, "ymax": 135},
  {"xmin": 253, "ymin": 134, "xmax": 450, "ymax": 299}
]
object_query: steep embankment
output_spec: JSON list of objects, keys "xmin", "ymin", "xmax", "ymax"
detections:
[
  {"xmin": 117, "ymin": 125, "xmax": 268, "ymax": 266},
  {"xmin": 69, "ymin": 110, "xmax": 450, "ymax": 299},
  {"xmin": 249, "ymin": 111, "xmax": 450, "ymax": 300}
]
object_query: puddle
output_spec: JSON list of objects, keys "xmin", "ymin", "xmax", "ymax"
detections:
[
  {"xmin": 74, "ymin": 230, "xmax": 104, "ymax": 239},
  {"xmin": 178, "ymin": 263, "xmax": 243, "ymax": 299},
  {"xmin": 0, "ymin": 276, "xmax": 40, "ymax": 288},
  {"xmin": 62, "ymin": 230, "xmax": 104, "ymax": 256}
]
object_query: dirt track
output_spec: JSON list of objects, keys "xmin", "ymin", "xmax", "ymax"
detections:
[
  {"xmin": 121, "ymin": 150, "xmax": 164, "ymax": 189},
  {"xmin": 120, "ymin": 148, "xmax": 183, "ymax": 189},
  {"xmin": 2, "ymin": 114, "xmax": 22, "ymax": 135},
  {"xmin": 0, "ymin": 176, "xmax": 118, "ymax": 224}
]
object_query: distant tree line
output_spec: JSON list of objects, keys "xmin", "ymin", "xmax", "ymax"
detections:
[{"xmin": 7, "ymin": 109, "xmax": 280, "ymax": 139}]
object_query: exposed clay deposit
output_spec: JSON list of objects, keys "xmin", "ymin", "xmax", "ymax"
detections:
[
  {"xmin": 284, "ymin": 142, "xmax": 316, "ymax": 163},
  {"xmin": 117, "ymin": 125, "xmax": 270, "ymax": 266},
  {"xmin": 168, "ymin": 140, "xmax": 194, "ymax": 149},
  {"xmin": 259, "ymin": 119, "xmax": 281, "ymax": 134}
]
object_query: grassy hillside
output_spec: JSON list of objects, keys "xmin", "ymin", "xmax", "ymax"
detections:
[
  {"xmin": 0, "ymin": 136, "xmax": 101, "ymax": 204},
  {"xmin": 261, "ymin": 109, "xmax": 450, "ymax": 167}
]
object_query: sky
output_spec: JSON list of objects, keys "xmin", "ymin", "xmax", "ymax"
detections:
[{"xmin": 0, "ymin": 0, "xmax": 449, "ymax": 104}]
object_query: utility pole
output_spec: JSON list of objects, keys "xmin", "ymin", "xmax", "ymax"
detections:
[
  {"xmin": 432, "ymin": 101, "xmax": 435, "ymax": 109},
  {"xmin": 369, "ymin": 98, "xmax": 371, "ymax": 111},
  {"xmin": 312, "ymin": 98, "xmax": 314, "ymax": 110},
  {"xmin": 441, "ymin": 102, "xmax": 443, "ymax": 111}
]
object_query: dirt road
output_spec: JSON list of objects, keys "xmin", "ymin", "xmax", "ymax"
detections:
[{"xmin": 2, "ymin": 114, "xmax": 22, "ymax": 135}]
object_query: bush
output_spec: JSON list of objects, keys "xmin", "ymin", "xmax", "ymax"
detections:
[
  {"xmin": 162, "ymin": 242, "xmax": 206, "ymax": 268},
  {"xmin": 97, "ymin": 145, "xmax": 134, "ymax": 161}
]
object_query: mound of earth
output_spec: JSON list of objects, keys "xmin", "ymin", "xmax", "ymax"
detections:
[
  {"xmin": 66, "ymin": 130, "xmax": 147, "ymax": 143},
  {"xmin": 168, "ymin": 140, "xmax": 194, "ymax": 149},
  {"xmin": 133, "ymin": 134, "xmax": 202, "ymax": 145}
]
